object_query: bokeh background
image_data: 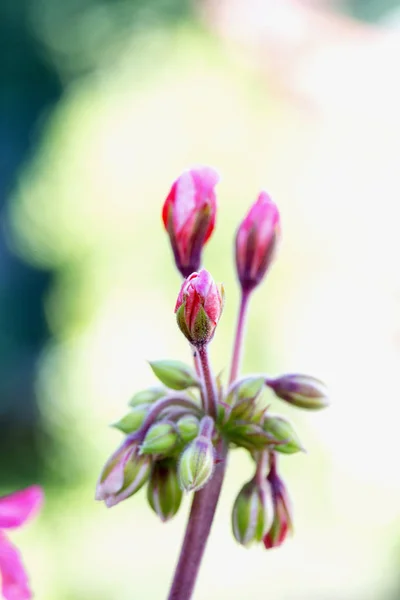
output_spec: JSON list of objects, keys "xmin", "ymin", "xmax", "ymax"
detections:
[{"xmin": 1, "ymin": 0, "xmax": 400, "ymax": 598}]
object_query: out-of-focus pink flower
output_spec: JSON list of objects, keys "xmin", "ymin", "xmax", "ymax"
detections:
[
  {"xmin": 263, "ymin": 454, "xmax": 292, "ymax": 549},
  {"xmin": 162, "ymin": 167, "xmax": 219, "ymax": 278},
  {"xmin": 235, "ymin": 191, "xmax": 280, "ymax": 292},
  {"xmin": 0, "ymin": 486, "xmax": 44, "ymax": 600},
  {"xmin": 175, "ymin": 269, "xmax": 224, "ymax": 347}
]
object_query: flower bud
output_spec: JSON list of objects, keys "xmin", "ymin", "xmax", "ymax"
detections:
[
  {"xmin": 149, "ymin": 360, "xmax": 199, "ymax": 390},
  {"xmin": 263, "ymin": 415, "xmax": 304, "ymax": 454},
  {"xmin": 129, "ymin": 387, "xmax": 166, "ymax": 407},
  {"xmin": 176, "ymin": 415, "xmax": 199, "ymax": 443},
  {"xmin": 232, "ymin": 478, "xmax": 274, "ymax": 546},
  {"xmin": 175, "ymin": 269, "xmax": 224, "ymax": 347},
  {"xmin": 162, "ymin": 166, "xmax": 219, "ymax": 277},
  {"xmin": 235, "ymin": 191, "xmax": 280, "ymax": 292},
  {"xmin": 264, "ymin": 456, "xmax": 293, "ymax": 549},
  {"xmin": 266, "ymin": 374, "xmax": 329, "ymax": 410},
  {"xmin": 227, "ymin": 422, "xmax": 284, "ymax": 452},
  {"xmin": 112, "ymin": 405, "xmax": 149, "ymax": 434},
  {"xmin": 178, "ymin": 435, "xmax": 215, "ymax": 492},
  {"xmin": 147, "ymin": 460, "xmax": 183, "ymax": 522},
  {"xmin": 225, "ymin": 376, "xmax": 265, "ymax": 421},
  {"xmin": 96, "ymin": 441, "xmax": 151, "ymax": 508},
  {"xmin": 140, "ymin": 423, "xmax": 177, "ymax": 455}
]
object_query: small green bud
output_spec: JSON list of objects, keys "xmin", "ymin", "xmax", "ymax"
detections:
[
  {"xmin": 140, "ymin": 422, "xmax": 177, "ymax": 455},
  {"xmin": 266, "ymin": 374, "xmax": 329, "ymax": 410},
  {"xmin": 176, "ymin": 415, "xmax": 199, "ymax": 443},
  {"xmin": 112, "ymin": 404, "xmax": 149, "ymax": 434},
  {"xmin": 263, "ymin": 415, "xmax": 304, "ymax": 454},
  {"xmin": 232, "ymin": 478, "xmax": 274, "ymax": 546},
  {"xmin": 178, "ymin": 436, "xmax": 215, "ymax": 492},
  {"xmin": 147, "ymin": 460, "xmax": 183, "ymax": 522},
  {"xmin": 96, "ymin": 441, "xmax": 152, "ymax": 508},
  {"xmin": 129, "ymin": 387, "xmax": 166, "ymax": 407},
  {"xmin": 225, "ymin": 376, "xmax": 265, "ymax": 422},
  {"xmin": 149, "ymin": 360, "xmax": 199, "ymax": 390},
  {"xmin": 227, "ymin": 422, "xmax": 280, "ymax": 451}
]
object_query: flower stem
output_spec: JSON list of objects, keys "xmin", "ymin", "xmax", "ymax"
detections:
[
  {"xmin": 197, "ymin": 345, "xmax": 218, "ymax": 419},
  {"xmin": 229, "ymin": 289, "xmax": 251, "ymax": 384},
  {"xmin": 167, "ymin": 439, "xmax": 228, "ymax": 600}
]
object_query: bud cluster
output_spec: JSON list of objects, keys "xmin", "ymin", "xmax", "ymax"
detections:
[{"xmin": 95, "ymin": 166, "xmax": 329, "ymax": 561}]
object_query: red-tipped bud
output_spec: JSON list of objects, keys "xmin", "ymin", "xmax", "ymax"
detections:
[
  {"xmin": 235, "ymin": 192, "xmax": 280, "ymax": 291},
  {"xmin": 263, "ymin": 455, "xmax": 293, "ymax": 549},
  {"xmin": 175, "ymin": 269, "xmax": 224, "ymax": 347},
  {"xmin": 162, "ymin": 167, "xmax": 219, "ymax": 278}
]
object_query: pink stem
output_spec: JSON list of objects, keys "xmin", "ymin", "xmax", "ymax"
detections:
[
  {"xmin": 167, "ymin": 439, "xmax": 228, "ymax": 600},
  {"xmin": 197, "ymin": 345, "xmax": 218, "ymax": 419},
  {"xmin": 229, "ymin": 289, "xmax": 251, "ymax": 384}
]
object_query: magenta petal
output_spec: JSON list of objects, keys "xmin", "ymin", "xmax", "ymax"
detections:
[
  {"xmin": 0, "ymin": 533, "xmax": 31, "ymax": 600},
  {"xmin": 0, "ymin": 487, "xmax": 44, "ymax": 530}
]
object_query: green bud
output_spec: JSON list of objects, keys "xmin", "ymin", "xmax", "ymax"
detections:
[
  {"xmin": 96, "ymin": 441, "xmax": 152, "ymax": 508},
  {"xmin": 129, "ymin": 387, "xmax": 166, "ymax": 407},
  {"xmin": 178, "ymin": 436, "xmax": 215, "ymax": 492},
  {"xmin": 227, "ymin": 422, "xmax": 281, "ymax": 451},
  {"xmin": 112, "ymin": 404, "xmax": 149, "ymax": 434},
  {"xmin": 225, "ymin": 376, "xmax": 265, "ymax": 422},
  {"xmin": 232, "ymin": 478, "xmax": 274, "ymax": 546},
  {"xmin": 266, "ymin": 374, "xmax": 329, "ymax": 410},
  {"xmin": 140, "ymin": 422, "xmax": 177, "ymax": 455},
  {"xmin": 263, "ymin": 415, "xmax": 304, "ymax": 454},
  {"xmin": 176, "ymin": 415, "xmax": 199, "ymax": 443},
  {"xmin": 147, "ymin": 460, "xmax": 183, "ymax": 522},
  {"xmin": 149, "ymin": 360, "xmax": 199, "ymax": 390}
]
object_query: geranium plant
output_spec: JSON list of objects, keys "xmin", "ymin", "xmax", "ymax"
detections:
[{"xmin": 96, "ymin": 167, "xmax": 328, "ymax": 599}]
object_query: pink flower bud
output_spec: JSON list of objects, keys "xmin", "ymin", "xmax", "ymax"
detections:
[
  {"xmin": 175, "ymin": 269, "xmax": 224, "ymax": 347},
  {"xmin": 263, "ymin": 455, "xmax": 293, "ymax": 549},
  {"xmin": 162, "ymin": 167, "xmax": 219, "ymax": 277},
  {"xmin": 235, "ymin": 191, "xmax": 280, "ymax": 291}
]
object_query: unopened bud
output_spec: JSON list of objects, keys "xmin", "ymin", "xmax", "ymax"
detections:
[
  {"xmin": 162, "ymin": 167, "xmax": 219, "ymax": 278},
  {"xmin": 232, "ymin": 478, "xmax": 274, "ymax": 546},
  {"xmin": 175, "ymin": 269, "xmax": 224, "ymax": 347},
  {"xmin": 264, "ymin": 455, "xmax": 293, "ymax": 549},
  {"xmin": 225, "ymin": 376, "xmax": 265, "ymax": 421},
  {"xmin": 176, "ymin": 415, "xmax": 199, "ymax": 443},
  {"xmin": 235, "ymin": 192, "xmax": 280, "ymax": 292},
  {"xmin": 129, "ymin": 387, "xmax": 166, "ymax": 407},
  {"xmin": 95, "ymin": 441, "xmax": 151, "ymax": 508},
  {"xmin": 112, "ymin": 405, "xmax": 149, "ymax": 434},
  {"xmin": 266, "ymin": 374, "xmax": 328, "ymax": 410},
  {"xmin": 178, "ymin": 435, "xmax": 215, "ymax": 492},
  {"xmin": 263, "ymin": 415, "xmax": 304, "ymax": 454},
  {"xmin": 140, "ymin": 422, "xmax": 177, "ymax": 455},
  {"xmin": 228, "ymin": 422, "xmax": 283, "ymax": 452},
  {"xmin": 149, "ymin": 360, "xmax": 199, "ymax": 390},
  {"xmin": 147, "ymin": 460, "xmax": 183, "ymax": 522}
]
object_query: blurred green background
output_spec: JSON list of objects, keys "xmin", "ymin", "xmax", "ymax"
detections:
[{"xmin": 2, "ymin": 0, "xmax": 400, "ymax": 598}]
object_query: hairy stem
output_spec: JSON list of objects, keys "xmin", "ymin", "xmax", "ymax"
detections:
[
  {"xmin": 229, "ymin": 289, "xmax": 251, "ymax": 384},
  {"xmin": 197, "ymin": 345, "xmax": 218, "ymax": 419},
  {"xmin": 167, "ymin": 439, "xmax": 228, "ymax": 600},
  {"xmin": 193, "ymin": 346, "xmax": 207, "ymax": 413}
]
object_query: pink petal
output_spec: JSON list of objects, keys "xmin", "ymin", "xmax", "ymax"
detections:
[
  {"xmin": 0, "ymin": 533, "xmax": 31, "ymax": 600},
  {"xmin": 0, "ymin": 487, "xmax": 43, "ymax": 530}
]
